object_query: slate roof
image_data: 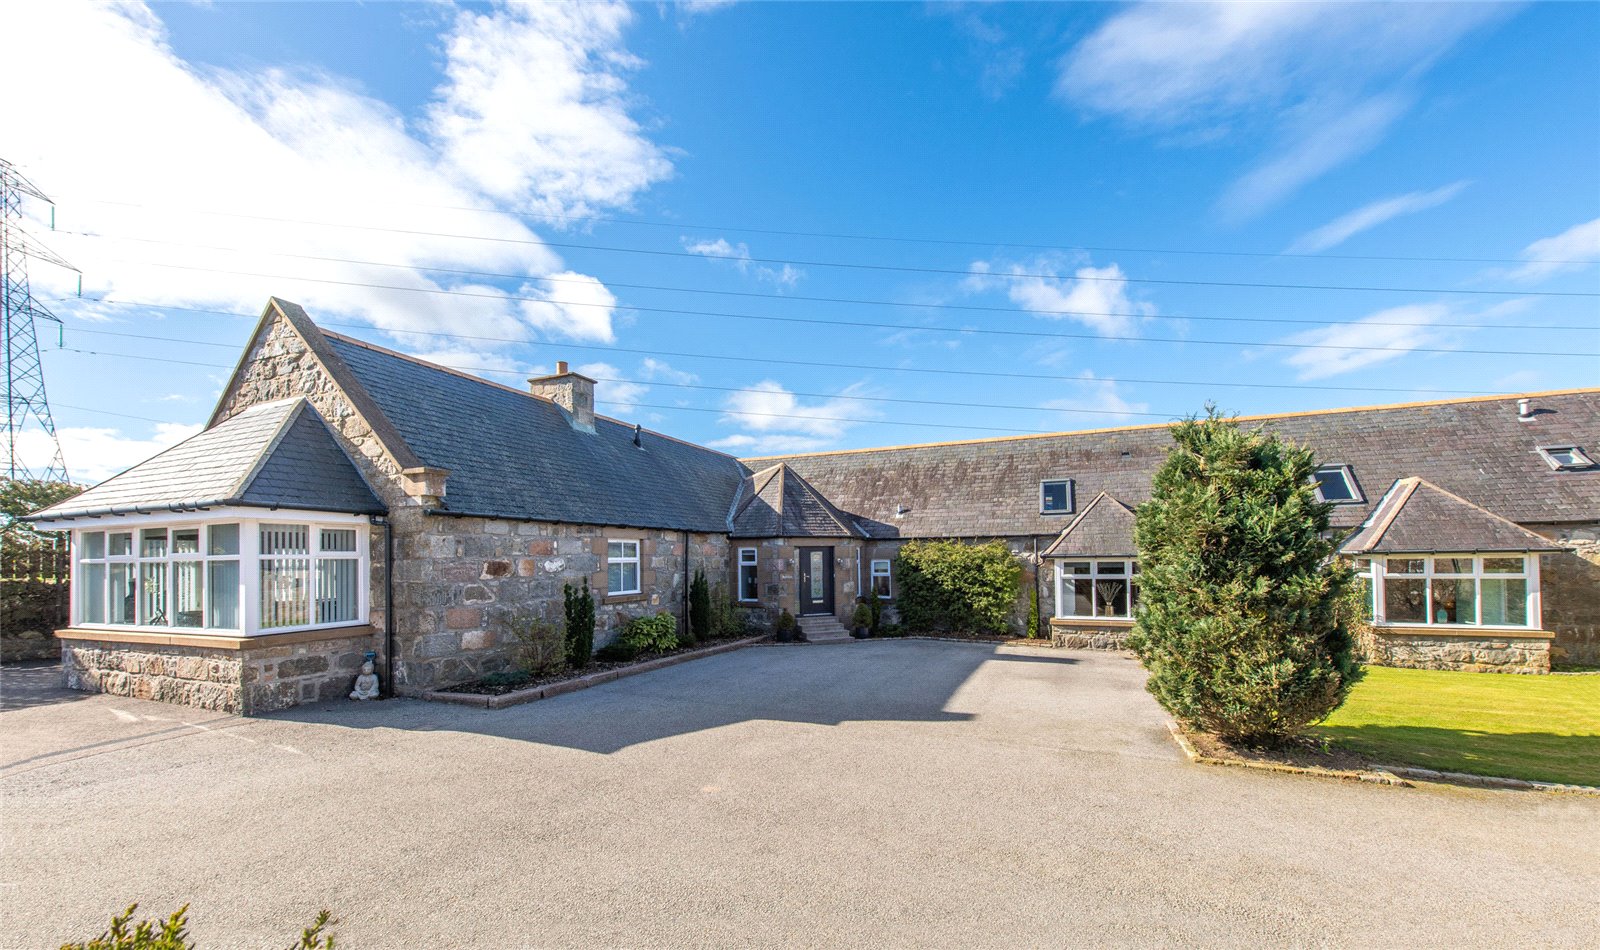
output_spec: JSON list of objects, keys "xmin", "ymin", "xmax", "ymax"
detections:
[
  {"xmin": 743, "ymin": 390, "xmax": 1600, "ymax": 539},
  {"xmin": 26, "ymin": 399, "xmax": 384, "ymax": 523},
  {"xmin": 1041, "ymin": 492, "xmax": 1137, "ymax": 558},
  {"xmin": 1339, "ymin": 478, "xmax": 1564, "ymax": 555},
  {"xmin": 318, "ymin": 331, "xmax": 748, "ymax": 532},
  {"xmin": 730, "ymin": 463, "xmax": 865, "ymax": 538}
]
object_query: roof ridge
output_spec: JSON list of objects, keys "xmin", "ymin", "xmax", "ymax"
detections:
[
  {"xmin": 1360, "ymin": 477, "xmax": 1422, "ymax": 549},
  {"xmin": 739, "ymin": 387, "xmax": 1600, "ymax": 463}
]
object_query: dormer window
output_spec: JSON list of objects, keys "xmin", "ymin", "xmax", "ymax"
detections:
[
  {"xmin": 1312, "ymin": 465, "xmax": 1362, "ymax": 504},
  {"xmin": 1537, "ymin": 445, "xmax": 1595, "ymax": 471},
  {"xmin": 1040, "ymin": 479, "xmax": 1074, "ymax": 515}
]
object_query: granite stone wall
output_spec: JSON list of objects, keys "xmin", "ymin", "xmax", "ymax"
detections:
[
  {"xmin": 241, "ymin": 631, "xmax": 380, "ymax": 713},
  {"xmin": 1359, "ymin": 629, "xmax": 1551, "ymax": 674},
  {"xmin": 1529, "ymin": 523, "xmax": 1600, "ymax": 668},
  {"xmin": 1048, "ymin": 621, "xmax": 1133, "ymax": 650}
]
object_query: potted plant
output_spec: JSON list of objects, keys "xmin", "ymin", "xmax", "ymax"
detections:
[
  {"xmin": 775, "ymin": 609, "xmax": 797, "ymax": 643},
  {"xmin": 851, "ymin": 601, "xmax": 873, "ymax": 638}
]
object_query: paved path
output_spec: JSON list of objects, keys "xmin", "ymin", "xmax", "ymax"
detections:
[{"xmin": 2, "ymin": 642, "xmax": 1595, "ymax": 947}]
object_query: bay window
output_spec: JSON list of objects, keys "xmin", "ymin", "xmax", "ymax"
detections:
[
  {"xmin": 1055, "ymin": 559, "xmax": 1139, "ymax": 620},
  {"xmin": 72, "ymin": 513, "xmax": 368, "ymax": 636},
  {"xmin": 1365, "ymin": 554, "xmax": 1536, "ymax": 628}
]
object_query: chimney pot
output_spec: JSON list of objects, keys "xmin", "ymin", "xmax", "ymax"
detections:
[{"xmin": 556, "ymin": 360, "xmax": 568, "ymax": 374}]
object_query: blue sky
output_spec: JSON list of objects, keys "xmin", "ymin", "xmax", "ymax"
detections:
[{"xmin": 4, "ymin": 1, "xmax": 1597, "ymax": 482}]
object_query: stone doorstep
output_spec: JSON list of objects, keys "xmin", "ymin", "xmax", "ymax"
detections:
[
  {"xmin": 420, "ymin": 634, "xmax": 770, "ymax": 710},
  {"xmin": 1166, "ymin": 721, "xmax": 1600, "ymax": 796}
]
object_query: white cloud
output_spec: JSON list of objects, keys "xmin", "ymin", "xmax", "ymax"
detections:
[
  {"xmin": 427, "ymin": 2, "xmax": 673, "ymax": 219},
  {"xmin": 705, "ymin": 432, "xmax": 837, "ymax": 456},
  {"xmin": 683, "ymin": 236, "xmax": 803, "ymax": 288},
  {"xmin": 16, "ymin": 422, "xmax": 203, "ymax": 485},
  {"xmin": 1, "ymin": 1, "xmax": 668, "ymax": 357},
  {"xmin": 965, "ymin": 257, "xmax": 1154, "ymax": 336},
  {"xmin": 1288, "ymin": 182, "xmax": 1469, "ymax": 254},
  {"xmin": 721, "ymin": 380, "xmax": 873, "ymax": 437},
  {"xmin": 1037, "ymin": 372, "xmax": 1150, "ymax": 423},
  {"xmin": 1506, "ymin": 218, "xmax": 1600, "ymax": 283},
  {"xmin": 1279, "ymin": 303, "xmax": 1451, "ymax": 380},
  {"xmin": 637, "ymin": 358, "xmax": 698, "ymax": 386},
  {"xmin": 575, "ymin": 361, "xmax": 651, "ymax": 412},
  {"xmin": 1056, "ymin": 2, "xmax": 1506, "ymax": 215}
]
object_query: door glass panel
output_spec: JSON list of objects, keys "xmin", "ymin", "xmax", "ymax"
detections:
[{"xmin": 809, "ymin": 552, "xmax": 824, "ymax": 599}]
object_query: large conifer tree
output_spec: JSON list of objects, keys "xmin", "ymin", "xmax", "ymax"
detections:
[{"xmin": 1128, "ymin": 410, "xmax": 1362, "ymax": 742}]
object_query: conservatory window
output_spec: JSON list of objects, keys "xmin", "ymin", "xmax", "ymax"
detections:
[
  {"xmin": 1372, "ymin": 554, "xmax": 1533, "ymax": 628},
  {"xmin": 1055, "ymin": 559, "xmax": 1139, "ymax": 620},
  {"xmin": 737, "ymin": 548, "xmax": 759, "ymax": 602},
  {"xmin": 607, "ymin": 540, "xmax": 641, "ymax": 595}
]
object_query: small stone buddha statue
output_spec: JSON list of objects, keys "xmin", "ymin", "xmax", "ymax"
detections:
[{"xmin": 350, "ymin": 660, "xmax": 380, "ymax": 701}]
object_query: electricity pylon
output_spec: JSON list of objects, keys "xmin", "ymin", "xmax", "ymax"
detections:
[{"xmin": 1, "ymin": 158, "xmax": 76, "ymax": 483}]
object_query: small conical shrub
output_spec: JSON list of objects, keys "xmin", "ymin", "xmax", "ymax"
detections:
[{"xmin": 689, "ymin": 567, "xmax": 711, "ymax": 642}]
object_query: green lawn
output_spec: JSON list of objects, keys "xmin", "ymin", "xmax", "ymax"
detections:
[{"xmin": 1312, "ymin": 667, "xmax": 1600, "ymax": 787}]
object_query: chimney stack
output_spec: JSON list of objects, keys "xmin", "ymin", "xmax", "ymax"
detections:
[
  {"xmin": 1517, "ymin": 398, "xmax": 1534, "ymax": 422},
  {"xmin": 528, "ymin": 361, "xmax": 597, "ymax": 433}
]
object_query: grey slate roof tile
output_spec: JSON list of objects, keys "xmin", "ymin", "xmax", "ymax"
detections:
[
  {"xmin": 730, "ymin": 463, "xmax": 864, "ymax": 538},
  {"xmin": 29, "ymin": 399, "xmax": 383, "ymax": 521},
  {"xmin": 1041, "ymin": 492, "xmax": 1137, "ymax": 558},
  {"xmin": 1339, "ymin": 478, "xmax": 1565, "ymax": 555},
  {"xmin": 320, "ymin": 332, "xmax": 747, "ymax": 532}
]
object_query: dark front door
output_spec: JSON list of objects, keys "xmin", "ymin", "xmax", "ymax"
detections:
[{"xmin": 798, "ymin": 546, "xmax": 834, "ymax": 616}]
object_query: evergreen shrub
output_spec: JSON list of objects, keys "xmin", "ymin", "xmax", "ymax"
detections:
[{"xmin": 893, "ymin": 540, "xmax": 1021, "ymax": 634}]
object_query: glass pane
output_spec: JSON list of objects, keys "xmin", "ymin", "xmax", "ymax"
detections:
[
  {"xmin": 1129, "ymin": 580, "xmax": 1140, "ymax": 613},
  {"xmin": 1095, "ymin": 579, "xmax": 1129, "ymax": 617},
  {"xmin": 108, "ymin": 564, "xmax": 135, "ymax": 624},
  {"xmin": 739, "ymin": 565, "xmax": 759, "ymax": 601},
  {"xmin": 81, "ymin": 532, "xmax": 105, "ymax": 560},
  {"xmin": 1432, "ymin": 558, "xmax": 1474, "ymax": 575},
  {"xmin": 739, "ymin": 549, "xmax": 757, "ymax": 565},
  {"xmin": 171, "ymin": 528, "xmax": 200, "ymax": 555},
  {"xmin": 139, "ymin": 563, "xmax": 167, "ymax": 625},
  {"xmin": 171, "ymin": 561, "xmax": 203, "ymax": 627},
  {"xmin": 624, "ymin": 562, "xmax": 639, "ymax": 593},
  {"xmin": 260, "ymin": 524, "xmax": 309, "ymax": 556},
  {"xmin": 320, "ymin": 528, "xmax": 357, "ymax": 553},
  {"xmin": 1480, "ymin": 578, "xmax": 1527, "ymax": 626},
  {"xmin": 1071, "ymin": 579, "xmax": 1093, "ymax": 616},
  {"xmin": 108, "ymin": 532, "xmax": 132, "ymax": 557},
  {"xmin": 1431, "ymin": 578, "xmax": 1476, "ymax": 624},
  {"xmin": 1062, "ymin": 561, "xmax": 1091, "ymax": 576},
  {"xmin": 140, "ymin": 528, "xmax": 167, "ymax": 559},
  {"xmin": 81, "ymin": 563, "xmax": 106, "ymax": 624},
  {"xmin": 208, "ymin": 524, "xmax": 240, "ymax": 556},
  {"xmin": 1483, "ymin": 557, "xmax": 1524, "ymax": 574},
  {"xmin": 260, "ymin": 558, "xmax": 310, "ymax": 628},
  {"xmin": 1097, "ymin": 562, "xmax": 1127, "ymax": 575},
  {"xmin": 809, "ymin": 552, "xmax": 824, "ymax": 599},
  {"xmin": 1313, "ymin": 469, "xmax": 1354, "ymax": 501},
  {"xmin": 1387, "ymin": 559, "xmax": 1424, "ymax": 575},
  {"xmin": 608, "ymin": 562, "xmax": 624, "ymax": 594},
  {"xmin": 872, "ymin": 574, "xmax": 891, "ymax": 598},
  {"xmin": 1384, "ymin": 578, "xmax": 1427, "ymax": 623},
  {"xmin": 316, "ymin": 558, "xmax": 359, "ymax": 624},
  {"xmin": 207, "ymin": 561, "xmax": 239, "ymax": 629},
  {"xmin": 607, "ymin": 541, "xmax": 634, "ymax": 559}
]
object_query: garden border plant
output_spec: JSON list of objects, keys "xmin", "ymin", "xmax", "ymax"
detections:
[{"xmin": 893, "ymin": 539, "xmax": 1022, "ymax": 636}]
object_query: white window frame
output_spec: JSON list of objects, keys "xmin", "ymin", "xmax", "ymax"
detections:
[
  {"xmin": 1040, "ymin": 478, "xmax": 1075, "ymax": 515},
  {"xmin": 869, "ymin": 559, "xmax": 893, "ymax": 599},
  {"xmin": 1311, "ymin": 464, "xmax": 1363, "ymax": 504},
  {"xmin": 737, "ymin": 547, "xmax": 759, "ymax": 602},
  {"xmin": 1536, "ymin": 445, "xmax": 1595, "ymax": 471},
  {"xmin": 67, "ymin": 508, "xmax": 370, "ymax": 638},
  {"xmin": 1054, "ymin": 558, "xmax": 1139, "ymax": 620},
  {"xmin": 1368, "ymin": 553, "xmax": 1539, "ymax": 630},
  {"xmin": 607, "ymin": 539, "xmax": 641, "ymax": 595}
]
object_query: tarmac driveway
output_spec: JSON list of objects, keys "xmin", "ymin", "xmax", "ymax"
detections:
[{"xmin": 2, "ymin": 641, "xmax": 1596, "ymax": 948}]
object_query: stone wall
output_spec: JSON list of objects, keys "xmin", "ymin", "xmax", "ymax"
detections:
[
  {"xmin": 393, "ymin": 512, "xmax": 728, "ymax": 691},
  {"xmin": 1359, "ymin": 628, "xmax": 1551, "ymax": 674},
  {"xmin": 1049, "ymin": 620, "xmax": 1133, "ymax": 650},
  {"xmin": 60, "ymin": 629, "xmax": 380, "ymax": 715},
  {"xmin": 728, "ymin": 539, "xmax": 864, "ymax": 628},
  {"xmin": 1528, "ymin": 523, "xmax": 1600, "ymax": 668}
]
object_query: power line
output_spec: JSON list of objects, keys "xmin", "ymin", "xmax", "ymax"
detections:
[
  {"xmin": 48, "ymin": 315, "xmax": 1517, "ymax": 396},
  {"xmin": 68, "ymin": 264, "xmax": 1600, "ymax": 358},
  {"xmin": 52, "ymin": 215, "xmax": 1600, "ymax": 297},
  {"xmin": 65, "ymin": 232, "xmax": 1600, "ymax": 332},
  {"xmin": 62, "ymin": 194, "xmax": 1600, "ymax": 266}
]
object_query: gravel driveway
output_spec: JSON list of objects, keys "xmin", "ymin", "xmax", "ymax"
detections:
[{"xmin": 3, "ymin": 641, "xmax": 1595, "ymax": 948}]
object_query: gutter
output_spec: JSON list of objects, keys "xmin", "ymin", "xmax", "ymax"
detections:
[
  {"xmin": 378, "ymin": 517, "xmax": 396, "ymax": 698},
  {"xmin": 23, "ymin": 499, "xmax": 387, "ymax": 525}
]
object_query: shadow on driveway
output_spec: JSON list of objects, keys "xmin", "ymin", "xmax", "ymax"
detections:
[
  {"xmin": 0, "ymin": 661, "xmax": 87, "ymax": 712},
  {"xmin": 271, "ymin": 639, "xmax": 1073, "ymax": 755}
]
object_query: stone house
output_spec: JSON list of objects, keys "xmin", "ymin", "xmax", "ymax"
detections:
[{"xmin": 25, "ymin": 298, "xmax": 1600, "ymax": 713}]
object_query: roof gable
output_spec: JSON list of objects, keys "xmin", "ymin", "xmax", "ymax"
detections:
[
  {"xmin": 1041, "ymin": 492, "xmax": 1137, "ymax": 558},
  {"xmin": 28, "ymin": 399, "xmax": 384, "ymax": 523},
  {"xmin": 731, "ymin": 463, "xmax": 862, "ymax": 538},
  {"xmin": 1339, "ymin": 477, "xmax": 1563, "ymax": 555}
]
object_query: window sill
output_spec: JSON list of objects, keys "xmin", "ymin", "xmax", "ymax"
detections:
[
  {"xmin": 55, "ymin": 624, "xmax": 378, "ymax": 651},
  {"xmin": 604, "ymin": 592, "xmax": 647, "ymax": 605},
  {"xmin": 1050, "ymin": 617, "xmax": 1136, "ymax": 628},
  {"xmin": 1371, "ymin": 623, "xmax": 1552, "ymax": 640}
]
